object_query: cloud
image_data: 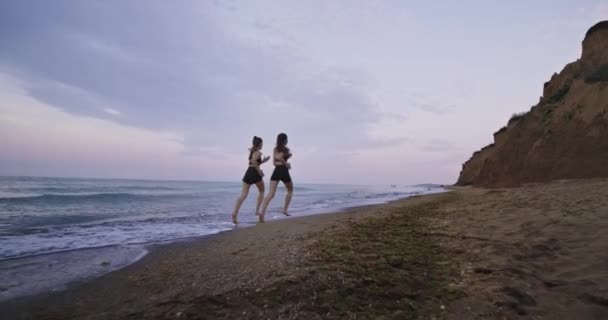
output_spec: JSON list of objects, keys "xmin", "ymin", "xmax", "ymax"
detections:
[
  {"xmin": 415, "ymin": 103, "xmax": 455, "ymax": 115},
  {"xmin": 378, "ymin": 112, "xmax": 408, "ymax": 121},
  {"xmin": 404, "ymin": 91, "xmax": 456, "ymax": 115},
  {"xmin": 594, "ymin": 1, "xmax": 608, "ymax": 18},
  {"xmin": 0, "ymin": 73, "xmax": 236, "ymax": 180},
  {"xmin": 69, "ymin": 32, "xmax": 140, "ymax": 63},
  {"xmin": 0, "ymin": 1, "xmax": 394, "ymax": 156},
  {"xmin": 0, "ymin": 1, "xmax": 427, "ymax": 184},
  {"xmin": 367, "ymin": 137, "xmax": 410, "ymax": 149},
  {"xmin": 421, "ymin": 139, "xmax": 455, "ymax": 153},
  {"xmin": 103, "ymin": 108, "xmax": 121, "ymax": 116}
]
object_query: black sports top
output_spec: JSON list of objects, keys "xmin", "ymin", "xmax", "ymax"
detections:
[{"xmin": 249, "ymin": 150, "xmax": 262, "ymax": 165}]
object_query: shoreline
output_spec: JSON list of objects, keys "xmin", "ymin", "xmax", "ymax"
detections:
[
  {"xmin": 0, "ymin": 191, "xmax": 447, "ymax": 318},
  {"xmin": 0, "ymin": 179, "xmax": 443, "ymax": 269},
  {"xmin": 0, "ymin": 189, "xmax": 446, "ymax": 303},
  {"xmin": 2, "ymin": 179, "xmax": 607, "ymax": 319}
]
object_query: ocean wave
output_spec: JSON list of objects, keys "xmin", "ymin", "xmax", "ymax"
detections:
[
  {"xmin": 293, "ymin": 186, "xmax": 316, "ymax": 192},
  {"xmin": 0, "ymin": 191, "xmax": 41, "ymax": 199},
  {"xmin": 0, "ymin": 177, "xmax": 448, "ymax": 261},
  {"xmin": 1, "ymin": 187, "xmax": 114, "ymax": 196},
  {"xmin": 413, "ymin": 183, "xmax": 444, "ymax": 189},
  {"xmin": 0, "ymin": 221, "xmax": 233, "ymax": 260},
  {"xmin": 0, "ymin": 192, "xmax": 196, "ymax": 203},
  {"xmin": 3, "ymin": 185, "xmax": 180, "ymax": 194},
  {"xmin": 364, "ymin": 191, "xmax": 410, "ymax": 199}
]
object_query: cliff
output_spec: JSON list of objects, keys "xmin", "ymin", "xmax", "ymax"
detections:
[{"xmin": 457, "ymin": 21, "xmax": 608, "ymax": 187}]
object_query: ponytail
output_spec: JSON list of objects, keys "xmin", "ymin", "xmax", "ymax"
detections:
[{"xmin": 249, "ymin": 136, "xmax": 263, "ymax": 160}]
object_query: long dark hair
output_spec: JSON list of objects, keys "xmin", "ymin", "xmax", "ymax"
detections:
[
  {"xmin": 275, "ymin": 133, "xmax": 291, "ymax": 159},
  {"xmin": 249, "ymin": 136, "xmax": 263, "ymax": 160}
]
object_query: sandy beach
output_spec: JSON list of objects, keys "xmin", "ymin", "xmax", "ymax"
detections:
[
  {"xmin": 2, "ymin": 178, "xmax": 608, "ymax": 319},
  {"xmin": 2, "ymin": 4, "xmax": 607, "ymax": 320}
]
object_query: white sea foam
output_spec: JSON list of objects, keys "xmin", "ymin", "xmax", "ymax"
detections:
[{"xmin": 0, "ymin": 177, "xmax": 446, "ymax": 260}]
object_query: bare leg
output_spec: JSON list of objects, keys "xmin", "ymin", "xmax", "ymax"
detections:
[
  {"xmin": 255, "ymin": 180, "xmax": 265, "ymax": 215},
  {"xmin": 259, "ymin": 180, "xmax": 278, "ymax": 223},
  {"xmin": 231, "ymin": 183, "xmax": 250, "ymax": 224},
  {"xmin": 282, "ymin": 181, "xmax": 293, "ymax": 216}
]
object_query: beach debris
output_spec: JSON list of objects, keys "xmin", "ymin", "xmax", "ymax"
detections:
[
  {"xmin": 472, "ymin": 267, "xmax": 493, "ymax": 274},
  {"xmin": 392, "ymin": 310, "xmax": 405, "ymax": 318},
  {"xmin": 579, "ymin": 292, "xmax": 608, "ymax": 307},
  {"xmin": 501, "ymin": 286, "xmax": 536, "ymax": 306},
  {"xmin": 100, "ymin": 261, "xmax": 111, "ymax": 266},
  {"xmin": 384, "ymin": 254, "xmax": 405, "ymax": 268}
]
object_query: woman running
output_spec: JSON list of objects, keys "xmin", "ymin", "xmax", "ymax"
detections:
[
  {"xmin": 259, "ymin": 133, "xmax": 293, "ymax": 223},
  {"xmin": 231, "ymin": 136, "xmax": 270, "ymax": 224}
]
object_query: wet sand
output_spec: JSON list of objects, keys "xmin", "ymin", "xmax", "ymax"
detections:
[
  {"xmin": 0, "ymin": 245, "xmax": 148, "ymax": 302},
  {"xmin": 1, "ymin": 179, "xmax": 607, "ymax": 319}
]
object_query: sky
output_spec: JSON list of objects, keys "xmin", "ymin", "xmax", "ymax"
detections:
[{"xmin": 0, "ymin": 1, "xmax": 606, "ymax": 185}]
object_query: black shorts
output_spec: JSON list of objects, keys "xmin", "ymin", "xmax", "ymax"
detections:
[
  {"xmin": 270, "ymin": 165, "xmax": 292, "ymax": 183},
  {"xmin": 242, "ymin": 167, "xmax": 262, "ymax": 185}
]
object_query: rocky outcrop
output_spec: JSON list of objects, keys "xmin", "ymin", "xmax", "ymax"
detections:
[{"xmin": 457, "ymin": 21, "xmax": 608, "ymax": 187}]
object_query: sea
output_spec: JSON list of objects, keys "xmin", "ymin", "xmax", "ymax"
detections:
[{"xmin": 0, "ymin": 176, "xmax": 445, "ymax": 300}]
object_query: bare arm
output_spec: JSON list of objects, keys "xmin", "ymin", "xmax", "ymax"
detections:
[
  {"xmin": 273, "ymin": 152, "xmax": 288, "ymax": 165},
  {"xmin": 274, "ymin": 152, "xmax": 292, "ymax": 169}
]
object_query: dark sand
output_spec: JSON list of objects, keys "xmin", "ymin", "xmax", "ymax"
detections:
[{"xmin": 1, "ymin": 179, "xmax": 608, "ymax": 319}]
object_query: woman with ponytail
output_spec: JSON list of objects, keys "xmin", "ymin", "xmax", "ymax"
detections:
[
  {"xmin": 231, "ymin": 136, "xmax": 270, "ymax": 224},
  {"xmin": 259, "ymin": 133, "xmax": 293, "ymax": 222}
]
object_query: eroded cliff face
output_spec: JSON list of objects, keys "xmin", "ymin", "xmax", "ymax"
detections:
[{"xmin": 457, "ymin": 21, "xmax": 608, "ymax": 187}]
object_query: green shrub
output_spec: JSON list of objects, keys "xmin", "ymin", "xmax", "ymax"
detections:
[
  {"xmin": 563, "ymin": 110, "xmax": 575, "ymax": 121},
  {"xmin": 585, "ymin": 64, "xmax": 608, "ymax": 83},
  {"xmin": 546, "ymin": 86, "xmax": 570, "ymax": 104},
  {"xmin": 542, "ymin": 108, "xmax": 554, "ymax": 125}
]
